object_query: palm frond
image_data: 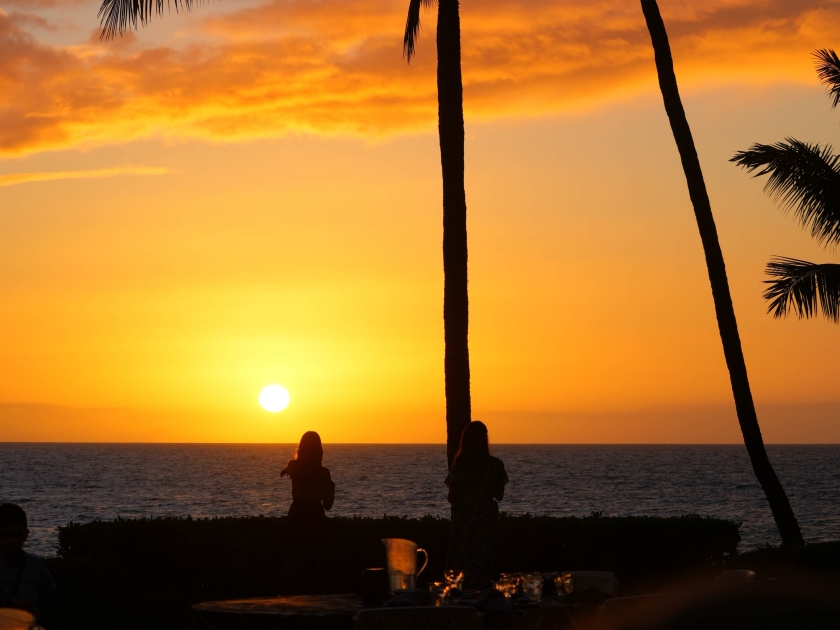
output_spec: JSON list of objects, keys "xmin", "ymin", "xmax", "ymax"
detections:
[
  {"xmin": 814, "ymin": 49, "xmax": 840, "ymax": 109},
  {"xmin": 99, "ymin": 0, "xmax": 197, "ymax": 40},
  {"xmin": 730, "ymin": 139, "xmax": 840, "ymax": 247},
  {"xmin": 403, "ymin": 0, "xmax": 435, "ymax": 62},
  {"xmin": 764, "ymin": 256, "xmax": 840, "ymax": 322}
]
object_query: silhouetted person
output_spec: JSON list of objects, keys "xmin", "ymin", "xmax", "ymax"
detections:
[
  {"xmin": 281, "ymin": 431, "xmax": 335, "ymax": 591},
  {"xmin": 0, "ymin": 503, "xmax": 55, "ymax": 621},
  {"xmin": 445, "ymin": 421, "xmax": 508, "ymax": 590}
]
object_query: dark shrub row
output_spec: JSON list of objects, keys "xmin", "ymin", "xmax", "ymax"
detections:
[{"xmin": 44, "ymin": 514, "xmax": 740, "ymax": 629}]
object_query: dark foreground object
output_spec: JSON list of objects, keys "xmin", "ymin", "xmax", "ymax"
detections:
[
  {"xmin": 44, "ymin": 514, "xmax": 738, "ymax": 629},
  {"xmin": 191, "ymin": 594, "xmax": 361, "ymax": 630},
  {"xmin": 594, "ymin": 575, "xmax": 840, "ymax": 630}
]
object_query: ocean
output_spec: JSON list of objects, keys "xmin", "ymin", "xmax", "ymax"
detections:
[{"xmin": 1, "ymin": 444, "xmax": 838, "ymax": 556}]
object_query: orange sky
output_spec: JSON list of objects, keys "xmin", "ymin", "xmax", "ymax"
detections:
[{"xmin": 1, "ymin": 0, "xmax": 839, "ymax": 443}]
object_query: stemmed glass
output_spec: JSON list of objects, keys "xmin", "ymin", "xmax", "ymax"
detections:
[
  {"xmin": 429, "ymin": 582, "xmax": 450, "ymax": 606},
  {"xmin": 444, "ymin": 569, "xmax": 464, "ymax": 591}
]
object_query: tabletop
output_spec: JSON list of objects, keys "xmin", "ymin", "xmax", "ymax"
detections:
[{"xmin": 191, "ymin": 594, "xmax": 363, "ymax": 630}]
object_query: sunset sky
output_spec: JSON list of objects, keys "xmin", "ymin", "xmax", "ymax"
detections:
[{"xmin": 1, "ymin": 0, "xmax": 839, "ymax": 443}]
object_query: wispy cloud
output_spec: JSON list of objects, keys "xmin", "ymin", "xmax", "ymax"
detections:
[
  {"xmin": 2, "ymin": 0, "xmax": 840, "ymax": 155},
  {"xmin": 0, "ymin": 164, "xmax": 174, "ymax": 187}
]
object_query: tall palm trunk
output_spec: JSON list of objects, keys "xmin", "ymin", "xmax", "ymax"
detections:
[
  {"xmin": 437, "ymin": 0, "xmax": 471, "ymax": 467},
  {"xmin": 640, "ymin": 0, "xmax": 804, "ymax": 546}
]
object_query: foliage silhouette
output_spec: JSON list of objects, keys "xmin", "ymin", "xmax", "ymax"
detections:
[
  {"xmin": 403, "ymin": 0, "xmax": 472, "ymax": 466},
  {"xmin": 731, "ymin": 53, "xmax": 840, "ymax": 323},
  {"xmin": 640, "ymin": 0, "xmax": 804, "ymax": 547},
  {"xmin": 99, "ymin": 0, "xmax": 198, "ymax": 40}
]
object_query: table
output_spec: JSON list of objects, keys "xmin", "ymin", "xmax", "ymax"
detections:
[
  {"xmin": 191, "ymin": 594, "xmax": 363, "ymax": 630},
  {"xmin": 190, "ymin": 593, "xmax": 577, "ymax": 630}
]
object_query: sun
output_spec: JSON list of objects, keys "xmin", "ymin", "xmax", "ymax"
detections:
[{"xmin": 259, "ymin": 384, "xmax": 290, "ymax": 412}]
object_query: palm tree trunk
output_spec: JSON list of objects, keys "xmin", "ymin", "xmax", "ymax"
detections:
[
  {"xmin": 640, "ymin": 0, "xmax": 804, "ymax": 546},
  {"xmin": 437, "ymin": 0, "xmax": 471, "ymax": 467}
]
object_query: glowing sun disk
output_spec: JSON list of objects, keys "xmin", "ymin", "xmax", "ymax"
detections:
[{"xmin": 259, "ymin": 384, "xmax": 290, "ymax": 412}]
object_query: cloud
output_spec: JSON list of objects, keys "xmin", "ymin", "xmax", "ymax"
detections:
[
  {"xmin": 2, "ymin": 0, "xmax": 840, "ymax": 155},
  {"xmin": 0, "ymin": 164, "xmax": 173, "ymax": 186}
]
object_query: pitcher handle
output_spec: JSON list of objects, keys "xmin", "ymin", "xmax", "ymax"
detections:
[{"xmin": 416, "ymin": 548, "xmax": 429, "ymax": 577}]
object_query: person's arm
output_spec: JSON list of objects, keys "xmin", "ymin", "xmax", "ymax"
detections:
[
  {"xmin": 445, "ymin": 472, "xmax": 457, "ymax": 504},
  {"xmin": 492, "ymin": 482, "xmax": 505, "ymax": 502},
  {"xmin": 492, "ymin": 461, "xmax": 508, "ymax": 502},
  {"xmin": 280, "ymin": 460, "xmax": 293, "ymax": 478},
  {"xmin": 322, "ymin": 469, "xmax": 335, "ymax": 511}
]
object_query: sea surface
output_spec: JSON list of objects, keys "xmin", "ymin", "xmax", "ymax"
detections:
[{"xmin": 1, "ymin": 444, "xmax": 839, "ymax": 556}]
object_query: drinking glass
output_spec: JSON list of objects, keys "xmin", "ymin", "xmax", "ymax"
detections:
[
  {"xmin": 429, "ymin": 582, "xmax": 450, "ymax": 606},
  {"xmin": 522, "ymin": 573, "xmax": 543, "ymax": 601},
  {"xmin": 443, "ymin": 569, "xmax": 464, "ymax": 591},
  {"xmin": 493, "ymin": 577, "xmax": 516, "ymax": 600}
]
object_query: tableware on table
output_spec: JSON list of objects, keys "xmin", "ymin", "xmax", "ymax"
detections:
[
  {"xmin": 555, "ymin": 571, "xmax": 618, "ymax": 596},
  {"xmin": 381, "ymin": 538, "xmax": 429, "ymax": 591},
  {"xmin": 444, "ymin": 569, "xmax": 464, "ymax": 590},
  {"xmin": 522, "ymin": 573, "xmax": 544, "ymax": 601},
  {"xmin": 429, "ymin": 581, "xmax": 450, "ymax": 606},
  {"xmin": 0, "ymin": 609, "xmax": 36, "ymax": 630},
  {"xmin": 498, "ymin": 573, "xmax": 521, "ymax": 595},
  {"xmin": 361, "ymin": 567, "xmax": 390, "ymax": 607},
  {"xmin": 541, "ymin": 572, "xmax": 558, "ymax": 599},
  {"xmin": 493, "ymin": 577, "xmax": 517, "ymax": 600}
]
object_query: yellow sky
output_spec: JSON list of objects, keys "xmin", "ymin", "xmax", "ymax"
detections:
[{"xmin": 1, "ymin": 0, "xmax": 839, "ymax": 443}]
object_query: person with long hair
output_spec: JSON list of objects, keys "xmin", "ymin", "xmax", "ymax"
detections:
[
  {"xmin": 280, "ymin": 431, "xmax": 335, "ymax": 590},
  {"xmin": 445, "ymin": 421, "xmax": 508, "ymax": 589}
]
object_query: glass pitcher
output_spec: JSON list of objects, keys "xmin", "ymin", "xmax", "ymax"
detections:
[
  {"xmin": 0, "ymin": 608, "xmax": 37, "ymax": 630},
  {"xmin": 381, "ymin": 538, "xmax": 429, "ymax": 590}
]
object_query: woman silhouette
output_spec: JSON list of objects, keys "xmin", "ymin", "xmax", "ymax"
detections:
[
  {"xmin": 281, "ymin": 431, "xmax": 335, "ymax": 588},
  {"xmin": 445, "ymin": 421, "xmax": 508, "ymax": 589}
]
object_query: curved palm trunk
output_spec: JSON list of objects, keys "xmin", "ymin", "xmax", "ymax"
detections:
[
  {"xmin": 640, "ymin": 0, "xmax": 804, "ymax": 546},
  {"xmin": 437, "ymin": 0, "xmax": 471, "ymax": 467}
]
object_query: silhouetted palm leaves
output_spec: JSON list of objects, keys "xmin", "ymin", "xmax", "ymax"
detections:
[
  {"xmin": 815, "ymin": 48, "xmax": 840, "ymax": 108},
  {"xmin": 403, "ymin": 0, "xmax": 435, "ymax": 61},
  {"xmin": 731, "ymin": 140, "xmax": 840, "ymax": 247},
  {"xmin": 99, "ymin": 0, "xmax": 198, "ymax": 40},
  {"xmin": 764, "ymin": 257, "xmax": 840, "ymax": 322},
  {"xmin": 731, "ymin": 49, "xmax": 840, "ymax": 324}
]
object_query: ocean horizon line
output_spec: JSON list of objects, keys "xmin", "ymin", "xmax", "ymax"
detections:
[{"xmin": 2, "ymin": 441, "xmax": 839, "ymax": 446}]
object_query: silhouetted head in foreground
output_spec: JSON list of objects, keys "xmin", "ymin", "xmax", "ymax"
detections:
[
  {"xmin": 453, "ymin": 421, "xmax": 491, "ymax": 468},
  {"xmin": 0, "ymin": 502, "xmax": 28, "ymax": 559},
  {"xmin": 294, "ymin": 431, "xmax": 324, "ymax": 468}
]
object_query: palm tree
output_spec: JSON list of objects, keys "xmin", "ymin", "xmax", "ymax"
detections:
[
  {"xmin": 404, "ymin": 0, "xmax": 471, "ymax": 467},
  {"xmin": 731, "ymin": 51, "xmax": 840, "ymax": 323},
  {"xmin": 640, "ymin": 0, "xmax": 804, "ymax": 546}
]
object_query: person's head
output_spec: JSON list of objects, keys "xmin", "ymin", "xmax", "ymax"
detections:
[
  {"xmin": 0, "ymin": 503, "xmax": 29, "ymax": 556},
  {"xmin": 453, "ymin": 421, "xmax": 491, "ymax": 467},
  {"xmin": 294, "ymin": 431, "xmax": 324, "ymax": 467}
]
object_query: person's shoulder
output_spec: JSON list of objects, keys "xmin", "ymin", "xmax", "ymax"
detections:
[{"xmin": 320, "ymin": 466, "xmax": 332, "ymax": 479}]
